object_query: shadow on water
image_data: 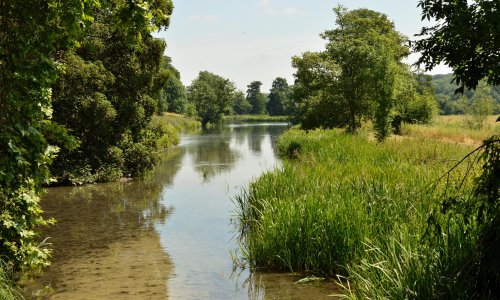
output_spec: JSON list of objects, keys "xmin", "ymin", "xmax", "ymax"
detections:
[{"xmin": 24, "ymin": 122, "xmax": 340, "ymax": 299}]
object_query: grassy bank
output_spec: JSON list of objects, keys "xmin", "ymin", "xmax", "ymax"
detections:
[
  {"xmin": 153, "ymin": 112, "xmax": 201, "ymax": 133},
  {"xmin": 224, "ymin": 114, "xmax": 289, "ymax": 123},
  {"xmin": 235, "ymin": 127, "xmax": 485, "ymax": 298},
  {"xmin": 152, "ymin": 113, "xmax": 201, "ymax": 149}
]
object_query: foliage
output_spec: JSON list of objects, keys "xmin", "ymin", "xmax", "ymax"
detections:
[
  {"xmin": 0, "ymin": 0, "xmax": 99, "ymax": 273},
  {"xmin": 291, "ymin": 7, "xmax": 409, "ymax": 140},
  {"xmin": 232, "ymin": 91, "xmax": 252, "ymax": 115},
  {"xmin": 414, "ymin": 0, "xmax": 500, "ymax": 92},
  {"xmin": 392, "ymin": 70, "xmax": 437, "ymax": 134},
  {"xmin": 187, "ymin": 71, "xmax": 236, "ymax": 128},
  {"xmin": 50, "ymin": 0, "xmax": 174, "ymax": 184},
  {"xmin": 460, "ymin": 82, "xmax": 496, "ymax": 130},
  {"xmin": 246, "ymin": 81, "xmax": 266, "ymax": 115},
  {"xmin": 157, "ymin": 56, "xmax": 187, "ymax": 114},
  {"xmin": 431, "ymin": 73, "xmax": 500, "ymax": 115},
  {"xmin": 267, "ymin": 77, "xmax": 291, "ymax": 116}
]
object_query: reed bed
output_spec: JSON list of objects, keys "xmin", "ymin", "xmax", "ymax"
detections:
[{"xmin": 235, "ymin": 128, "xmax": 482, "ymax": 298}]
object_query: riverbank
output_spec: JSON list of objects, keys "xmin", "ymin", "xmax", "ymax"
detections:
[
  {"xmin": 235, "ymin": 125, "xmax": 486, "ymax": 298},
  {"xmin": 223, "ymin": 114, "xmax": 289, "ymax": 123}
]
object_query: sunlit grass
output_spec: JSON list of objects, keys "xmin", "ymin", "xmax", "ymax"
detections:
[
  {"xmin": 401, "ymin": 115, "xmax": 500, "ymax": 145},
  {"xmin": 0, "ymin": 263, "xmax": 20, "ymax": 300},
  {"xmin": 234, "ymin": 128, "xmax": 481, "ymax": 298},
  {"xmin": 153, "ymin": 112, "xmax": 201, "ymax": 133}
]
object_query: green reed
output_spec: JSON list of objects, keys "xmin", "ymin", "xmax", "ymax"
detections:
[{"xmin": 235, "ymin": 128, "xmax": 480, "ymax": 298}]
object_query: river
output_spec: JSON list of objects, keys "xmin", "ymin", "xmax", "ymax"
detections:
[{"xmin": 24, "ymin": 123, "xmax": 338, "ymax": 299}]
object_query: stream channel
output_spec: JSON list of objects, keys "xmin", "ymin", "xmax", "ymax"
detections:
[{"xmin": 24, "ymin": 122, "xmax": 338, "ymax": 299}]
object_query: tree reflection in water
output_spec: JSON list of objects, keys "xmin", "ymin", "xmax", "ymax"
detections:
[{"xmin": 24, "ymin": 148, "xmax": 185, "ymax": 299}]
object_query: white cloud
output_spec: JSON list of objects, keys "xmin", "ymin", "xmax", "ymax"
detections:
[
  {"xmin": 258, "ymin": 0, "xmax": 270, "ymax": 8},
  {"xmin": 188, "ymin": 15, "xmax": 220, "ymax": 23}
]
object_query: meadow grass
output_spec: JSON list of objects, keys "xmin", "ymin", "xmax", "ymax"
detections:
[
  {"xmin": 401, "ymin": 115, "xmax": 500, "ymax": 145},
  {"xmin": 223, "ymin": 114, "xmax": 289, "ymax": 123},
  {"xmin": 235, "ymin": 127, "xmax": 484, "ymax": 298}
]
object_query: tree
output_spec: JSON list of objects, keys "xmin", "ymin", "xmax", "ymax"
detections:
[
  {"xmin": 267, "ymin": 77, "xmax": 290, "ymax": 116},
  {"xmin": 51, "ymin": 0, "xmax": 174, "ymax": 183},
  {"xmin": 414, "ymin": 0, "xmax": 500, "ymax": 92},
  {"xmin": 162, "ymin": 72, "xmax": 187, "ymax": 114},
  {"xmin": 233, "ymin": 91, "xmax": 252, "ymax": 115},
  {"xmin": 246, "ymin": 81, "xmax": 266, "ymax": 114},
  {"xmin": 391, "ymin": 69, "xmax": 437, "ymax": 134},
  {"xmin": 0, "ymin": 0, "xmax": 97, "ymax": 273},
  {"xmin": 461, "ymin": 82, "xmax": 495, "ymax": 130},
  {"xmin": 187, "ymin": 71, "xmax": 236, "ymax": 128},
  {"xmin": 291, "ymin": 7, "xmax": 409, "ymax": 139}
]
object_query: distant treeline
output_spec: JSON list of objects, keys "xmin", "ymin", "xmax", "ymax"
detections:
[{"xmin": 431, "ymin": 73, "xmax": 500, "ymax": 114}]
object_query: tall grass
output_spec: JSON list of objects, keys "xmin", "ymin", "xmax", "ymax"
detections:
[
  {"xmin": 401, "ymin": 115, "xmax": 500, "ymax": 145},
  {"xmin": 153, "ymin": 112, "xmax": 201, "ymax": 133},
  {"xmin": 0, "ymin": 262, "xmax": 21, "ymax": 300},
  {"xmin": 234, "ymin": 128, "xmax": 482, "ymax": 298}
]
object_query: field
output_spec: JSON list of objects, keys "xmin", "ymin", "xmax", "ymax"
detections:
[
  {"xmin": 235, "ymin": 115, "xmax": 498, "ymax": 298},
  {"xmin": 401, "ymin": 115, "xmax": 499, "ymax": 145}
]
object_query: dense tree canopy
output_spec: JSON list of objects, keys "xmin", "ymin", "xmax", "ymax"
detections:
[
  {"xmin": 157, "ymin": 56, "xmax": 187, "ymax": 114},
  {"xmin": 431, "ymin": 74, "xmax": 500, "ymax": 115},
  {"xmin": 292, "ymin": 7, "xmax": 411, "ymax": 139},
  {"xmin": 267, "ymin": 77, "xmax": 291, "ymax": 116},
  {"xmin": 233, "ymin": 91, "xmax": 252, "ymax": 115},
  {"xmin": 0, "ymin": 0, "xmax": 173, "ymax": 272},
  {"xmin": 187, "ymin": 71, "xmax": 236, "ymax": 127},
  {"xmin": 414, "ymin": 0, "xmax": 500, "ymax": 92},
  {"xmin": 246, "ymin": 81, "xmax": 266, "ymax": 115},
  {"xmin": 51, "ymin": 0, "xmax": 174, "ymax": 184}
]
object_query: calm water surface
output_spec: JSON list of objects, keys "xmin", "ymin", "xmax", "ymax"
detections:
[{"xmin": 24, "ymin": 123, "xmax": 338, "ymax": 299}]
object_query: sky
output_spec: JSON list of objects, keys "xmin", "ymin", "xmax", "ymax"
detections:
[{"xmin": 154, "ymin": 0, "xmax": 451, "ymax": 92}]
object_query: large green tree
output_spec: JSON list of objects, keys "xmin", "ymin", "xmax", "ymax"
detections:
[
  {"xmin": 267, "ymin": 77, "xmax": 290, "ymax": 116},
  {"xmin": 414, "ymin": 0, "xmax": 499, "ymax": 92},
  {"xmin": 292, "ymin": 7, "xmax": 409, "ymax": 139},
  {"xmin": 233, "ymin": 91, "xmax": 252, "ymax": 115},
  {"xmin": 246, "ymin": 81, "xmax": 266, "ymax": 115},
  {"xmin": 0, "ymin": 0, "xmax": 97, "ymax": 272},
  {"xmin": 50, "ymin": 0, "xmax": 173, "ymax": 183},
  {"xmin": 157, "ymin": 56, "xmax": 187, "ymax": 114},
  {"xmin": 187, "ymin": 71, "xmax": 236, "ymax": 128}
]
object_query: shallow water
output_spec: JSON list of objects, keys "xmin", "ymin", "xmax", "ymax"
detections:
[{"xmin": 24, "ymin": 123, "xmax": 339, "ymax": 299}]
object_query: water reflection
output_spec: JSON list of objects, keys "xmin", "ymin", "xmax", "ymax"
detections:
[
  {"xmin": 23, "ymin": 149, "xmax": 185, "ymax": 299},
  {"xmin": 24, "ymin": 122, "xmax": 338, "ymax": 299},
  {"xmin": 239, "ymin": 272, "xmax": 341, "ymax": 300}
]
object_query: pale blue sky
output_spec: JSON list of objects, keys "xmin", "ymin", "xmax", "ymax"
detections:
[{"xmin": 155, "ymin": 0, "xmax": 450, "ymax": 92}]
